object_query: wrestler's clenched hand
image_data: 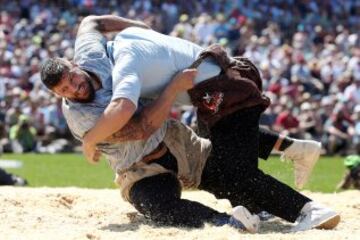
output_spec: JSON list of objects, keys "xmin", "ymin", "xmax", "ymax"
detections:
[{"xmin": 82, "ymin": 134, "xmax": 102, "ymax": 164}]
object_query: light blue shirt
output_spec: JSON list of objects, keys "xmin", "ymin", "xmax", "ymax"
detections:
[
  {"xmin": 107, "ymin": 27, "xmax": 221, "ymax": 107},
  {"xmin": 62, "ymin": 28, "xmax": 221, "ymax": 171},
  {"xmin": 62, "ymin": 32, "xmax": 167, "ymax": 171}
]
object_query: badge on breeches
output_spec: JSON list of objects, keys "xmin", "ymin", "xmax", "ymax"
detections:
[{"xmin": 202, "ymin": 92, "xmax": 224, "ymax": 114}]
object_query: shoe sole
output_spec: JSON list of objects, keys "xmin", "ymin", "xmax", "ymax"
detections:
[
  {"xmin": 296, "ymin": 142, "xmax": 322, "ymax": 189},
  {"xmin": 232, "ymin": 206, "xmax": 260, "ymax": 233},
  {"xmin": 315, "ymin": 214, "xmax": 341, "ymax": 230}
]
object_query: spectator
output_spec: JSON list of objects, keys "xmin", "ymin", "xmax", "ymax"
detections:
[
  {"xmin": 353, "ymin": 105, "xmax": 360, "ymax": 154},
  {"xmin": 337, "ymin": 155, "xmax": 360, "ymax": 190},
  {"xmin": 298, "ymin": 102, "xmax": 321, "ymax": 140},
  {"xmin": 344, "ymin": 73, "xmax": 360, "ymax": 104},
  {"xmin": 323, "ymin": 104, "xmax": 354, "ymax": 155},
  {"xmin": 0, "ymin": 0, "xmax": 358, "ymax": 155},
  {"xmin": 274, "ymin": 108, "xmax": 302, "ymax": 139},
  {"xmin": 9, "ymin": 115, "xmax": 37, "ymax": 153}
]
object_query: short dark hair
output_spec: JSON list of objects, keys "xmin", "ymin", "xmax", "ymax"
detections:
[{"xmin": 41, "ymin": 58, "xmax": 69, "ymax": 90}]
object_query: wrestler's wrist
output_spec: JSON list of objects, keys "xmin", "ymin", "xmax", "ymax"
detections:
[
  {"xmin": 166, "ymin": 80, "xmax": 182, "ymax": 96},
  {"xmin": 83, "ymin": 132, "xmax": 97, "ymax": 146}
]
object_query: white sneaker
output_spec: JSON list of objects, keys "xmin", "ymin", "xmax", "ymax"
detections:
[
  {"xmin": 231, "ymin": 206, "xmax": 260, "ymax": 233},
  {"xmin": 281, "ymin": 140, "xmax": 321, "ymax": 189},
  {"xmin": 291, "ymin": 202, "xmax": 340, "ymax": 232}
]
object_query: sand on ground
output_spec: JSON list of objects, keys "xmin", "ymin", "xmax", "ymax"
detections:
[{"xmin": 0, "ymin": 187, "xmax": 359, "ymax": 240}]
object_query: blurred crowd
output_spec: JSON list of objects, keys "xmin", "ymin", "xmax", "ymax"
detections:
[{"xmin": 0, "ymin": 0, "xmax": 359, "ymax": 155}]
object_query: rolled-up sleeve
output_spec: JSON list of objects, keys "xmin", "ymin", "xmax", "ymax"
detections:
[{"xmin": 111, "ymin": 54, "xmax": 141, "ymax": 108}]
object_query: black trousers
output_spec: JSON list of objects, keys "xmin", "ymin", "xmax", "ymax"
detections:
[
  {"xmin": 129, "ymin": 108, "xmax": 309, "ymax": 227},
  {"xmin": 129, "ymin": 153, "xmax": 228, "ymax": 228},
  {"xmin": 199, "ymin": 123, "xmax": 278, "ymax": 161},
  {"xmin": 199, "ymin": 107, "xmax": 311, "ymax": 222},
  {"xmin": 258, "ymin": 126, "xmax": 278, "ymax": 160}
]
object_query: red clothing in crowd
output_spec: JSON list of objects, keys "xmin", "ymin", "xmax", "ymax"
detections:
[{"xmin": 275, "ymin": 111, "xmax": 299, "ymax": 129}]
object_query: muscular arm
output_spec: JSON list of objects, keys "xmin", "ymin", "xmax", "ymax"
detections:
[
  {"xmin": 103, "ymin": 69, "xmax": 197, "ymax": 143},
  {"xmin": 82, "ymin": 69, "xmax": 196, "ymax": 162},
  {"xmin": 84, "ymin": 98, "xmax": 137, "ymax": 147},
  {"xmin": 104, "ymin": 113, "xmax": 150, "ymax": 142},
  {"xmin": 77, "ymin": 15, "xmax": 149, "ymax": 37}
]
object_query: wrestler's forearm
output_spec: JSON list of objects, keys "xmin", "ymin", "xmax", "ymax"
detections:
[
  {"xmin": 103, "ymin": 116, "xmax": 150, "ymax": 142},
  {"xmin": 133, "ymin": 70, "xmax": 196, "ymax": 138},
  {"xmin": 86, "ymin": 84, "xmax": 176, "ymax": 145},
  {"xmin": 105, "ymin": 70, "xmax": 196, "ymax": 143},
  {"xmin": 83, "ymin": 98, "xmax": 136, "ymax": 145},
  {"xmin": 104, "ymin": 81, "xmax": 181, "ymax": 143},
  {"xmin": 140, "ymin": 82, "xmax": 181, "ymax": 134},
  {"xmin": 77, "ymin": 15, "xmax": 149, "ymax": 36}
]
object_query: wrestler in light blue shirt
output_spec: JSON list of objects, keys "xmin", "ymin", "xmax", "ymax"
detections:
[
  {"xmin": 62, "ymin": 28, "xmax": 220, "ymax": 171},
  {"xmin": 62, "ymin": 32, "xmax": 166, "ymax": 171}
]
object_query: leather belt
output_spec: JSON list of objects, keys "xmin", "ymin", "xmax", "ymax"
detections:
[{"xmin": 142, "ymin": 142, "xmax": 168, "ymax": 164}]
